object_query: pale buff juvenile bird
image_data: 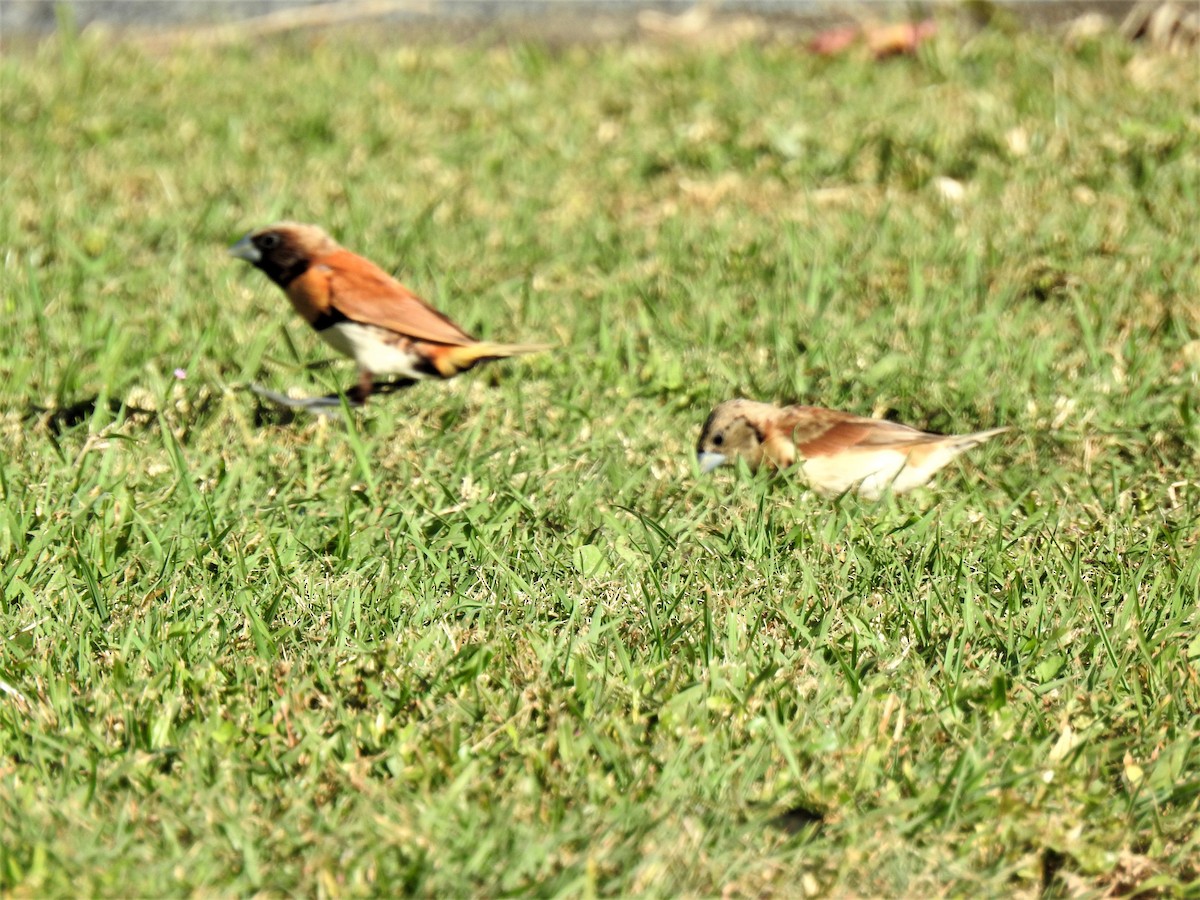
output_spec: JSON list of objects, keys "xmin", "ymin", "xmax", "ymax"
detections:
[{"xmin": 696, "ymin": 398, "xmax": 1008, "ymax": 500}]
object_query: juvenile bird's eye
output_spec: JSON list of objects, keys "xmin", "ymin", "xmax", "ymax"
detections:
[
  {"xmin": 712, "ymin": 434, "xmax": 724, "ymax": 446},
  {"xmin": 258, "ymin": 233, "xmax": 280, "ymax": 250}
]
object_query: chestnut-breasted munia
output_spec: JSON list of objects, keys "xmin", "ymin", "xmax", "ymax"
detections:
[{"xmin": 230, "ymin": 222, "xmax": 546, "ymax": 404}]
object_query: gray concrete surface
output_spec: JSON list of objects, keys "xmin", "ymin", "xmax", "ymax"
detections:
[{"xmin": 0, "ymin": 0, "xmax": 1139, "ymax": 38}]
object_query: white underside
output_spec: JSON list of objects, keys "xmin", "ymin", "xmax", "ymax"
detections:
[
  {"xmin": 318, "ymin": 322, "xmax": 430, "ymax": 379},
  {"xmin": 800, "ymin": 445, "xmax": 961, "ymax": 500}
]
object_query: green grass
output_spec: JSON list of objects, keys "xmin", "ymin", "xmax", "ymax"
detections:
[{"xmin": 2, "ymin": 20, "xmax": 1199, "ymax": 897}]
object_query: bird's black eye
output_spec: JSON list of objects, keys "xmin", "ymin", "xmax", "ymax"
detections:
[
  {"xmin": 257, "ymin": 233, "xmax": 280, "ymax": 250},
  {"xmin": 712, "ymin": 434, "xmax": 724, "ymax": 446}
]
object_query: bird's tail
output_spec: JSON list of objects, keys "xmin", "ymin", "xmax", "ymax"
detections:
[
  {"xmin": 431, "ymin": 341, "xmax": 551, "ymax": 378},
  {"xmin": 952, "ymin": 426, "xmax": 1011, "ymax": 450}
]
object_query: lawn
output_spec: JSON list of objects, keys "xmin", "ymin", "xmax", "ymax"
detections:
[{"xmin": 1, "ymin": 16, "xmax": 1198, "ymax": 897}]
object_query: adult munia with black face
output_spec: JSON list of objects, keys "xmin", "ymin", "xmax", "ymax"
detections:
[{"xmin": 231, "ymin": 222, "xmax": 547, "ymax": 404}]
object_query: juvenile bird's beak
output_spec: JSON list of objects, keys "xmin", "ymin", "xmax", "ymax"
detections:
[
  {"xmin": 228, "ymin": 234, "xmax": 260, "ymax": 263},
  {"xmin": 697, "ymin": 451, "xmax": 727, "ymax": 474}
]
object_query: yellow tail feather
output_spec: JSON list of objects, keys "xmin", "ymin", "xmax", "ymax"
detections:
[{"xmin": 434, "ymin": 341, "xmax": 551, "ymax": 377}]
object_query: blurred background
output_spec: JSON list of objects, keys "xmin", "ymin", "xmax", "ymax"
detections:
[{"xmin": 3, "ymin": 0, "xmax": 1185, "ymax": 43}]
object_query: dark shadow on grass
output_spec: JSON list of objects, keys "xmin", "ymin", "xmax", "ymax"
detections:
[
  {"xmin": 25, "ymin": 376, "xmax": 419, "ymax": 434},
  {"xmin": 767, "ymin": 801, "xmax": 827, "ymax": 836},
  {"xmin": 251, "ymin": 377, "xmax": 418, "ymax": 425},
  {"xmin": 25, "ymin": 397, "xmax": 157, "ymax": 434},
  {"xmin": 1041, "ymin": 847, "xmax": 1068, "ymax": 897}
]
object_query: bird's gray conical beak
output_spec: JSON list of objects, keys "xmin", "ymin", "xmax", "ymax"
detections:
[
  {"xmin": 228, "ymin": 234, "xmax": 260, "ymax": 262},
  {"xmin": 697, "ymin": 452, "xmax": 727, "ymax": 474}
]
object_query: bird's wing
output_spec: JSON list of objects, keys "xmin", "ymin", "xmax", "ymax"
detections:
[
  {"xmin": 781, "ymin": 406, "xmax": 933, "ymax": 457},
  {"xmin": 318, "ymin": 249, "xmax": 477, "ymax": 346}
]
